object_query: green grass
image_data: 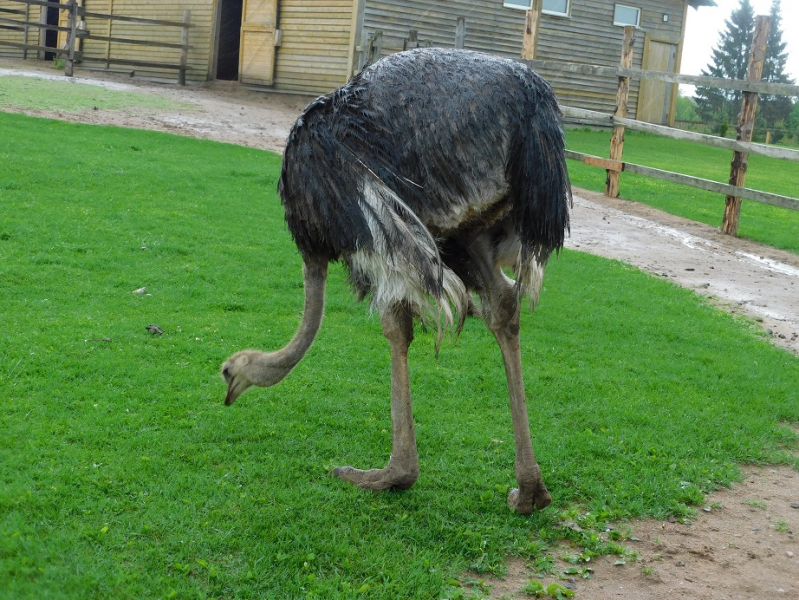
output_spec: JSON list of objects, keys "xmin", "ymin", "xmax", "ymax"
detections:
[
  {"xmin": 1, "ymin": 111, "xmax": 798, "ymax": 598},
  {"xmin": 565, "ymin": 129, "xmax": 799, "ymax": 254},
  {"xmin": 0, "ymin": 74, "xmax": 194, "ymax": 112}
]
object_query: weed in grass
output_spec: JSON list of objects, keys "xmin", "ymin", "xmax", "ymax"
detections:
[
  {"xmin": 562, "ymin": 565, "xmax": 593, "ymax": 579},
  {"xmin": 774, "ymin": 520, "xmax": 790, "ymax": 533},
  {"xmin": 606, "ymin": 526, "xmax": 632, "ymax": 541},
  {"xmin": 470, "ymin": 546, "xmax": 508, "ymax": 578},
  {"xmin": 1, "ymin": 112, "xmax": 799, "ymax": 598},
  {"xmin": 743, "ymin": 499, "xmax": 768, "ymax": 509},
  {"xmin": 523, "ymin": 580, "xmax": 575, "ymax": 598},
  {"xmin": 532, "ymin": 554, "xmax": 557, "ymax": 576},
  {"xmin": 702, "ymin": 501, "xmax": 724, "ymax": 512},
  {"xmin": 519, "ymin": 539, "xmax": 551, "ymax": 560},
  {"xmin": 460, "ymin": 577, "xmax": 493, "ymax": 597}
]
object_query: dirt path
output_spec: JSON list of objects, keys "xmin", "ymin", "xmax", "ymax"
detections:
[
  {"xmin": 2, "ymin": 60, "xmax": 797, "ymax": 598},
  {"xmin": 569, "ymin": 191, "xmax": 799, "ymax": 355}
]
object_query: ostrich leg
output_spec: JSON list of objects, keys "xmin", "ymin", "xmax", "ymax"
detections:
[
  {"xmin": 488, "ymin": 294, "xmax": 552, "ymax": 514},
  {"xmin": 469, "ymin": 233, "xmax": 552, "ymax": 514},
  {"xmin": 332, "ymin": 302, "xmax": 420, "ymax": 491}
]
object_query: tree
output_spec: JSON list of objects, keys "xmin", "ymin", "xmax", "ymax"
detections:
[
  {"xmin": 789, "ymin": 100, "xmax": 799, "ymax": 134},
  {"xmin": 694, "ymin": 0, "xmax": 755, "ymax": 128},
  {"xmin": 759, "ymin": 0, "xmax": 794, "ymax": 142},
  {"xmin": 694, "ymin": 0, "xmax": 795, "ymax": 141},
  {"xmin": 676, "ymin": 91, "xmax": 700, "ymax": 123}
]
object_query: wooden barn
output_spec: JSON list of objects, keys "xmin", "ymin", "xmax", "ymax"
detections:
[
  {"xmin": 0, "ymin": 0, "xmax": 715, "ymax": 124},
  {"xmin": 531, "ymin": 0, "xmax": 716, "ymax": 125}
]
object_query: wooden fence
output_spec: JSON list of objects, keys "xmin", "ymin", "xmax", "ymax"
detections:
[
  {"xmin": 523, "ymin": 19, "xmax": 799, "ymax": 237},
  {"xmin": 0, "ymin": 0, "xmax": 193, "ymax": 84}
]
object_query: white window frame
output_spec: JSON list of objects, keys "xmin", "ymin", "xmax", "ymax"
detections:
[
  {"xmin": 542, "ymin": 0, "xmax": 571, "ymax": 17},
  {"xmin": 613, "ymin": 4, "xmax": 641, "ymax": 27},
  {"xmin": 503, "ymin": 0, "xmax": 533, "ymax": 10}
]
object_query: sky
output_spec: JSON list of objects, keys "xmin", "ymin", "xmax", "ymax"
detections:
[{"xmin": 681, "ymin": 0, "xmax": 798, "ymax": 82}]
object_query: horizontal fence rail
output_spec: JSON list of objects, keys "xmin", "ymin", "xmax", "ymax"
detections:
[
  {"xmin": 0, "ymin": 16, "xmax": 72, "ymax": 34},
  {"xmin": 0, "ymin": 39, "xmax": 71, "ymax": 55},
  {"xmin": 79, "ymin": 9, "xmax": 195, "ymax": 28},
  {"xmin": 565, "ymin": 150, "xmax": 799, "ymax": 211},
  {"xmin": 4, "ymin": 0, "xmax": 64, "ymax": 10},
  {"xmin": 561, "ymin": 106, "xmax": 799, "ymax": 162},
  {"xmin": 523, "ymin": 58, "xmax": 799, "ymax": 97}
]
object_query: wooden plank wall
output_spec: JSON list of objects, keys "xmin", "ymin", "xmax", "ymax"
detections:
[
  {"xmin": 77, "ymin": 0, "xmax": 110, "ymax": 60},
  {"xmin": 272, "ymin": 0, "xmax": 353, "ymax": 94},
  {"xmin": 361, "ymin": 0, "xmax": 527, "ymax": 62},
  {"xmin": 79, "ymin": 0, "xmax": 215, "ymax": 81},
  {"xmin": 535, "ymin": 0, "xmax": 686, "ymax": 119},
  {"xmin": 0, "ymin": 0, "xmax": 33, "ymax": 58}
]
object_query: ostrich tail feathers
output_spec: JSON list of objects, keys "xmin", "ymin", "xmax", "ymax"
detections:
[
  {"xmin": 507, "ymin": 67, "xmax": 573, "ymax": 263},
  {"xmin": 350, "ymin": 177, "xmax": 468, "ymax": 340},
  {"xmin": 515, "ymin": 254, "xmax": 546, "ymax": 313}
]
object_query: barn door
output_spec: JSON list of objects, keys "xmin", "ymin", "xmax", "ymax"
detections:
[
  {"xmin": 637, "ymin": 37, "xmax": 678, "ymax": 125},
  {"xmin": 239, "ymin": 0, "xmax": 278, "ymax": 85}
]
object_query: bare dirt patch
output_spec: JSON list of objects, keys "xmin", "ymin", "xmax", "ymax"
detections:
[
  {"xmin": 477, "ymin": 466, "xmax": 798, "ymax": 599},
  {"xmin": 2, "ymin": 59, "xmax": 797, "ymax": 598}
]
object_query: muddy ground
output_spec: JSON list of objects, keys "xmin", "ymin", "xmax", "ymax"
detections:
[{"xmin": 1, "ymin": 60, "xmax": 797, "ymax": 599}]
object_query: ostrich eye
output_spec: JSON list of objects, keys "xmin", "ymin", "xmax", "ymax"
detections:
[{"xmin": 222, "ymin": 367, "xmax": 231, "ymax": 380}]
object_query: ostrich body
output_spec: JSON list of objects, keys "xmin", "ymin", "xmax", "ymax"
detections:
[{"xmin": 222, "ymin": 48, "xmax": 571, "ymax": 514}]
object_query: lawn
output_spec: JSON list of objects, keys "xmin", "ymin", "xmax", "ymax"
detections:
[
  {"xmin": 0, "ymin": 74, "xmax": 194, "ymax": 113},
  {"xmin": 1, "ymin": 111, "xmax": 798, "ymax": 598},
  {"xmin": 565, "ymin": 129, "xmax": 799, "ymax": 254}
]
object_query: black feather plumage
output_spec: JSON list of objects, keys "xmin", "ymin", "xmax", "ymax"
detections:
[{"xmin": 278, "ymin": 48, "xmax": 571, "ymax": 316}]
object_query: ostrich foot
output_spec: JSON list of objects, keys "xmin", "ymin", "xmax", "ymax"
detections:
[
  {"xmin": 507, "ymin": 480, "xmax": 552, "ymax": 515},
  {"xmin": 331, "ymin": 463, "xmax": 418, "ymax": 492}
]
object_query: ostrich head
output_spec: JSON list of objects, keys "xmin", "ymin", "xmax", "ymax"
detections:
[
  {"xmin": 221, "ymin": 350, "xmax": 295, "ymax": 405},
  {"xmin": 221, "ymin": 257, "xmax": 329, "ymax": 406}
]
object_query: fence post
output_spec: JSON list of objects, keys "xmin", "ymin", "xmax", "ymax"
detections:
[
  {"xmin": 106, "ymin": 0, "xmax": 115, "ymax": 68},
  {"xmin": 721, "ymin": 16, "xmax": 770, "ymax": 236},
  {"xmin": 64, "ymin": 0, "xmax": 79, "ymax": 77},
  {"xmin": 403, "ymin": 29, "xmax": 418, "ymax": 51},
  {"xmin": 178, "ymin": 10, "xmax": 190, "ymax": 86},
  {"xmin": 606, "ymin": 26, "xmax": 635, "ymax": 198},
  {"xmin": 38, "ymin": 3, "xmax": 50, "ymax": 60},
  {"xmin": 455, "ymin": 17, "xmax": 465, "ymax": 49},
  {"xmin": 23, "ymin": 2, "xmax": 30, "ymax": 60},
  {"xmin": 521, "ymin": 1, "xmax": 541, "ymax": 60},
  {"xmin": 367, "ymin": 31, "xmax": 383, "ymax": 63}
]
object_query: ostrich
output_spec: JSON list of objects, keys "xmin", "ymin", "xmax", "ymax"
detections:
[{"xmin": 221, "ymin": 48, "xmax": 571, "ymax": 514}]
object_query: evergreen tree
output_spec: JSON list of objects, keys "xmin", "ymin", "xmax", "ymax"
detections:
[
  {"xmin": 694, "ymin": 0, "xmax": 755, "ymax": 127},
  {"xmin": 759, "ymin": 0, "xmax": 794, "ymax": 141}
]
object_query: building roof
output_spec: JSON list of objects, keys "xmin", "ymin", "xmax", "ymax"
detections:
[{"xmin": 689, "ymin": 0, "xmax": 717, "ymax": 8}]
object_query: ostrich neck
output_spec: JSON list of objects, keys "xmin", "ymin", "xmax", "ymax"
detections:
[{"xmin": 256, "ymin": 256, "xmax": 328, "ymax": 383}]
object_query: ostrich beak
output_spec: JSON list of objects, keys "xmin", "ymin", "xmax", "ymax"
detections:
[{"xmin": 223, "ymin": 372, "xmax": 251, "ymax": 406}]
